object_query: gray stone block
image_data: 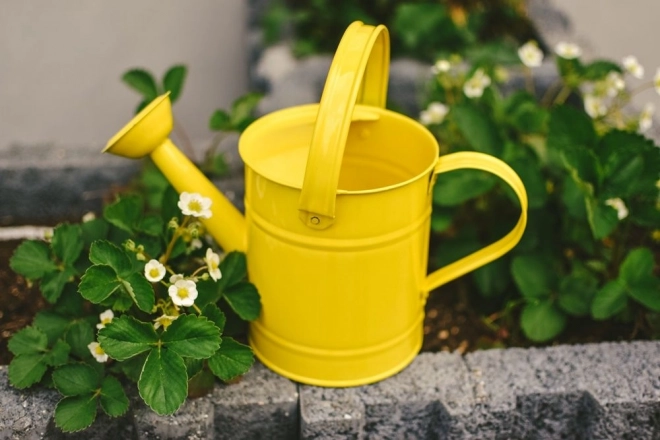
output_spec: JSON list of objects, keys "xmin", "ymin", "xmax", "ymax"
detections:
[
  {"xmin": 133, "ymin": 395, "xmax": 214, "ymax": 440},
  {"xmin": 300, "ymin": 387, "xmax": 364, "ymax": 440},
  {"xmin": 211, "ymin": 362, "xmax": 299, "ymax": 440}
]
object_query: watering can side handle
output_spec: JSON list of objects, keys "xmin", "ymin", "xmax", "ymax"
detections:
[
  {"xmin": 298, "ymin": 22, "xmax": 390, "ymax": 230},
  {"xmin": 425, "ymin": 152, "xmax": 528, "ymax": 292}
]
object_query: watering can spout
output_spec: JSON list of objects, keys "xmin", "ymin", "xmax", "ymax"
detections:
[{"xmin": 103, "ymin": 93, "xmax": 247, "ymax": 253}]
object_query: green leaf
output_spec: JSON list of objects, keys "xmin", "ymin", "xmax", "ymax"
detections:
[
  {"xmin": 508, "ymin": 156, "xmax": 547, "ymax": 209},
  {"xmin": 79, "ymin": 265, "xmax": 122, "ymax": 304},
  {"xmin": 472, "ymin": 259, "xmax": 509, "ymax": 298},
  {"xmin": 8, "ymin": 326, "xmax": 47, "ymax": 355},
  {"xmin": 451, "ymin": 102, "xmax": 503, "ymax": 156},
  {"xmin": 81, "ymin": 218, "xmax": 109, "ymax": 247},
  {"xmin": 433, "ymin": 169, "xmax": 496, "ymax": 206},
  {"xmin": 41, "ymin": 267, "xmax": 75, "ymax": 303},
  {"xmin": 99, "ymin": 376, "xmax": 129, "ymax": 417},
  {"xmin": 9, "ymin": 240, "xmax": 57, "ymax": 279},
  {"xmin": 223, "ymin": 282, "xmax": 261, "ymax": 321},
  {"xmin": 511, "ymin": 255, "xmax": 554, "ymax": 299},
  {"xmin": 51, "ymin": 224, "xmax": 84, "ymax": 265},
  {"xmin": 208, "ymin": 337, "xmax": 254, "ymax": 382},
  {"xmin": 65, "ymin": 320, "xmax": 95, "ymax": 359},
  {"xmin": 561, "ymin": 178, "xmax": 588, "ymax": 220},
  {"xmin": 202, "ymin": 304, "xmax": 226, "ymax": 333},
  {"xmin": 601, "ymin": 155, "xmax": 644, "ymax": 198},
  {"xmin": 586, "ymin": 198, "xmax": 619, "ymax": 239},
  {"xmin": 161, "ymin": 315, "xmax": 221, "ymax": 359},
  {"xmin": 558, "ymin": 272, "xmax": 598, "ymax": 316},
  {"xmin": 122, "ymin": 69, "xmax": 158, "ymax": 100},
  {"xmin": 627, "ymin": 276, "xmax": 660, "ymax": 311},
  {"xmin": 103, "ymin": 195, "xmax": 144, "ymax": 234},
  {"xmin": 44, "ymin": 340, "xmax": 71, "ymax": 367},
  {"xmin": 184, "ymin": 358, "xmax": 204, "ymax": 379},
  {"xmin": 582, "ymin": 60, "xmax": 622, "ymax": 80},
  {"xmin": 162, "ymin": 65, "xmax": 187, "ymax": 103},
  {"xmin": 52, "ymin": 364, "xmax": 100, "ymax": 396},
  {"xmin": 118, "ymin": 351, "xmax": 149, "ymax": 383},
  {"xmin": 620, "ymin": 247, "xmax": 655, "ymax": 286},
  {"xmin": 430, "ymin": 209, "xmax": 453, "ymax": 233},
  {"xmin": 218, "ymin": 251, "xmax": 248, "ymax": 290},
  {"xmin": 138, "ymin": 348, "xmax": 188, "ymax": 415},
  {"xmin": 98, "ymin": 315, "xmax": 158, "ymax": 361},
  {"xmin": 121, "ymin": 272, "xmax": 155, "ymax": 313},
  {"xmin": 547, "ymin": 105, "xmax": 597, "ymax": 152},
  {"xmin": 34, "ymin": 311, "xmax": 71, "ymax": 344},
  {"xmin": 520, "ymin": 301, "xmax": 567, "ymax": 342},
  {"xmin": 8, "ymin": 354, "xmax": 47, "ymax": 388},
  {"xmin": 591, "ymin": 279, "xmax": 628, "ymax": 319},
  {"xmin": 230, "ymin": 92, "xmax": 263, "ymax": 129},
  {"xmin": 54, "ymin": 394, "xmax": 97, "ymax": 433},
  {"xmin": 209, "ymin": 110, "xmax": 232, "ymax": 131},
  {"xmin": 560, "ymin": 145, "xmax": 599, "ymax": 185},
  {"xmin": 90, "ymin": 241, "xmax": 133, "ymax": 277},
  {"xmin": 138, "ymin": 215, "xmax": 164, "ymax": 237}
]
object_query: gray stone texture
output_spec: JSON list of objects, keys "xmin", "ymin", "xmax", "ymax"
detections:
[{"xmin": 133, "ymin": 395, "xmax": 214, "ymax": 440}]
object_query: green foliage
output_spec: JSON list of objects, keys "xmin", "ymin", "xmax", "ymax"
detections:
[
  {"xmin": 9, "ymin": 188, "xmax": 259, "ymax": 432},
  {"xmin": 122, "ymin": 65, "xmax": 187, "ymax": 114},
  {"xmin": 423, "ymin": 36, "xmax": 660, "ymax": 344}
]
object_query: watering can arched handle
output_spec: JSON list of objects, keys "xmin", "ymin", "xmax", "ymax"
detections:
[
  {"xmin": 425, "ymin": 151, "xmax": 528, "ymax": 292},
  {"xmin": 298, "ymin": 21, "xmax": 389, "ymax": 229}
]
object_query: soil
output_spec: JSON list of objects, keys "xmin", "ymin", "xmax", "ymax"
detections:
[{"xmin": 0, "ymin": 238, "xmax": 646, "ymax": 366}]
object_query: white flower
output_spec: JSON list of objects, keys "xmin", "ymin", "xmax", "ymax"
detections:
[
  {"xmin": 169, "ymin": 273, "xmax": 184, "ymax": 284},
  {"xmin": 190, "ymin": 238, "xmax": 203, "ymax": 250},
  {"xmin": 463, "ymin": 69, "xmax": 491, "ymax": 98},
  {"xmin": 88, "ymin": 342, "xmax": 108, "ymax": 363},
  {"xmin": 639, "ymin": 103, "xmax": 655, "ymax": 133},
  {"xmin": 96, "ymin": 309, "xmax": 114, "ymax": 330},
  {"xmin": 623, "ymin": 55, "xmax": 644, "ymax": 79},
  {"xmin": 605, "ymin": 198, "xmax": 629, "ymax": 220},
  {"xmin": 554, "ymin": 42, "xmax": 582, "ymax": 60},
  {"xmin": 419, "ymin": 102, "xmax": 449, "ymax": 126},
  {"xmin": 654, "ymin": 68, "xmax": 660, "ymax": 95},
  {"xmin": 153, "ymin": 314, "xmax": 178, "ymax": 330},
  {"xmin": 144, "ymin": 259, "xmax": 166, "ymax": 282},
  {"xmin": 168, "ymin": 279, "xmax": 198, "ymax": 307},
  {"xmin": 603, "ymin": 72, "xmax": 625, "ymax": 97},
  {"xmin": 82, "ymin": 212, "xmax": 96, "ymax": 223},
  {"xmin": 178, "ymin": 192, "xmax": 212, "ymax": 219},
  {"xmin": 204, "ymin": 248, "xmax": 222, "ymax": 282},
  {"xmin": 431, "ymin": 59, "xmax": 451, "ymax": 74},
  {"xmin": 518, "ymin": 41, "xmax": 543, "ymax": 68},
  {"xmin": 584, "ymin": 95, "xmax": 607, "ymax": 119}
]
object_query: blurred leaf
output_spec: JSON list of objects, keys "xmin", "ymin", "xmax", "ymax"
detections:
[
  {"xmin": 585, "ymin": 197, "xmax": 618, "ymax": 239},
  {"xmin": 558, "ymin": 271, "xmax": 598, "ymax": 316},
  {"xmin": 433, "ymin": 169, "xmax": 496, "ymax": 206},
  {"xmin": 511, "ymin": 255, "xmax": 555, "ymax": 299},
  {"xmin": 451, "ymin": 102, "xmax": 503, "ymax": 156},
  {"xmin": 591, "ymin": 279, "xmax": 627, "ymax": 319},
  {"xmin": 547, "ymin": 105, "xmax": 596, "ymax": 152},
  {"xmin": 520, "ymin": 300, "xmax": 567, "ymax": 342},
  {"xmin": 582, "ymin": 60, "xmax": 622, "ymax": 81},
  {"xmin": 472, "ymin": 258, "xmax": 509, "ymax": 298},
  {"xmin": 122, "ymin": 69, "xmax": 158, "ymax": 100},
  {"xmin": 620, "ymin": 247, "xmax": 655, "ymax": 286},
  {"xmin": 430, "ymin": 209, "xmax": 454, "ymax": 233},
  {"xmin": 162, "ymin": 65, "xmax": 187, "ymax": 103},
  {"xmin": 230, "ymin": 93, "xmax": 263, "ymax": 129},
  {"xmin": 209, "ymin": 110, "xmax": 232, "ymax": 131}
]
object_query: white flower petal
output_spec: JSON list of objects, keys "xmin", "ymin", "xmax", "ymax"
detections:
[
  {"xmin": 518, "ymin": 41, "xmax": 544, "ymax": 68},
  {"xmin": 420, "ymin": 102, "xmax": 449, "ymax": 125},
  {"xmin": 144, "ymin": 259, "xmax": 166, "ymax": 282},
  {"xmin": 87, "ymin": 342, "xmax": 108, "ymax": 363},
  {"xmin": 605, "ymin": 198, "xmax": 629, "ymax": 220},
  {"xmin": 168, "ymin": 279, "xmax": 198, "ymax": 307},
  {"xmin": 584, "ymin": 95, "xmax": 607, "ymax": 119},
  {"xmin": 623, "ymin": 55, "xmax": 644, "ymax": 79},
  {"xmin": 555, "ymin": 42, "xmax": 582, "ymax": 60},
  {"xmin": 178, "ymin": 192, "xmax": 213, "ymax": 219}
]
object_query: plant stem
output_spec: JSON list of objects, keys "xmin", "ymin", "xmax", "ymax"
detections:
[
  {"xmin": 553, "ymin": 85, "xmax": 572, "ymax": 105},
  {"xmin": 541, "ymin": 78, "xmax": 563, "ymax": 107},
  {"xmin": 173, "ymin": 117, "xmax": 197, "ymax": 163},
  {"xmin": 160, "ymin": 217, "xmax": 190, "ymax": 264},
  {"xmin": 524, "ymin": 66, "xmax": 535, "ymax": 96}
]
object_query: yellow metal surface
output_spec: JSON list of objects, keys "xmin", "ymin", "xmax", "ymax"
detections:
[{"xmin": 103, "ymin": 21, "xmax": 528, "ymax": 387}]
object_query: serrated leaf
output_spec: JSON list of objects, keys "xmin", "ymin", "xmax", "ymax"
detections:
[
  {"xmin": 620, "ymin": 247, "xmax": 655, "ymax": 286},
  {"xmin": 511, "ymin": 255, "xmax": 554, "ymax": 299},
  {"xmin": 65, "ymin": 320, "xmax": 95, "ymax": 359},
  {"xmin": 161, "ymin": 315, "xmax": 221, "ymax": 359},
  {"xmin": 223, "ymin": 282, "xmax": 261, "ymax": 321},
  {"xmin": 138, "ymin": 348, "xmax": 188, "ymax": 415},
  {"xmin": 98, "ymin": 315, "xmax": 158, "ymax": 361},
  {"xmin": 54, "ymin": 394, "xmax": 97, "ymax": 433},
  {"xmin": 627, "ymin": 276, "xmax": 660, "ymax": 311},
  {"xmin": 8, "ymin": 354, "xmax": 47, "ymax": 388},
  {"xmin": 8, "ymin": 326, "xmax": 48, "ymax": 355},
  {"xmin": 162, "ymin": 65, "xmax": 187, "ymax": 103},
  {"xmin": 195, "ymin": 279, "xmax": 221, "ymax": 308},
  {"xmin": 547, "ymin": 105, "xmax": 596, "ymax": 152},
  {"xmin": 90, "ymin": 241, "xmax": 133, "ymax": 277},
  {"xmin": 586, "ymin": 198, "xmax": 618, "ymax": 239},
  {"xmin": 433, "ymin": 169, "xmax": 496, "ymax": 206},
  {"xmin": 10, "ymin": 240, "xmax": 57, "ymax": 279},
  {"xmin": 52, "ymin": 364, "xmax": 100, "ymax": 396},
  {"xmin": 202, "ymin": 304, "xmax": 226, "ymax": 333},
  {"xmin": 41, "ymin": 267, "xmax": 75, "ymax": 303},
  {"xmin": 99, "ymin": 376, "xmax": 129, "ymax": 417},
  {"xmin": 81, "ymin": 218, "xmax": 109, "ymax": 247},
  {"xmin": 79, "ymin": 265, "xmax": 122, "ymax": 303},
  {"xmin": 591, "ymin": 280, "xmax": 628, "ymax": 320},
  {"xmin": 103, "ymin": 195, "xmax": 144, "ymax": 234},
  {"xmin": 138, "ymin": 215, "xmax": 164, "ymax": 237},
  {"xmin": 218, "ymin": 251, "xmax": 247, "ymax": 290},
  {"xmin": 122, "ymin": 69, "xmax": 158, "ymax": 100},
  {"xmin": 472, "ymin": 259, "xmax": 509, "ymax": 298},
  {"xmin": 520, "ymin": 301, "xmax": 567, "ymax": 342},
  {"xmin": 208, "ymin": 337, "xmax": 254, "ymax": 381},
  {"xmin": 44, "ymin": 340, "xmax": 71, "ymax": 367},
  {"xmin": 121, "ymin": 272, "xmax": 155, "ymax": 313},
  {"xmin": 52, "ymin": 224, "xmax": 84, "ymax": 265},
  {"xmin": 35, "ymin": 311, "xmax": 71, "ymax": 344},
  {"xmin": 451, "ymin": 102, "xmax": 503, "ymax": 156},
  {"xmin": 558, "ymin": 272, "xmax": 598, "ymax": 316}
]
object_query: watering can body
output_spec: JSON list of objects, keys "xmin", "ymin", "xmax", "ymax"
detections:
[{"xmin": 105, "ymin": 22, "xmax": 527, "ymax": 387}]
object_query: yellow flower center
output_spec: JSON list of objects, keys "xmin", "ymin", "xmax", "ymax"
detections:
[
  {"xmin": 178, "ymin": 288, "xmax": 189, "ymax": 299},
  {"xmin": 101, "ymin": 317, "xmax": 112, "ymax": 325},
  {"xmin": 95, "ymin": 346, "xmax": 105, "ymax": 355},
  {"xmin": 188, "ymin": 200, "xmax": 202, "ymax": 213},
  {"xmin": 149, "ymin": 268, "xmax": 160, "ymax": 278},
  {"xmin": 160, "ymin": 317, "xmax": 174, "ymax": 329}
]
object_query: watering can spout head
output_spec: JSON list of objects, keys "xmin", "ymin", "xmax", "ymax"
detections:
[{"xmin": 103, "ymin": 93, "xmax": 248, "ymax": 253}]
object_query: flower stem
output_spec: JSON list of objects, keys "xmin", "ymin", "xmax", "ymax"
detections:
[
  {"xmin": 160, "ymin": 217, "xmax": 190, "ymax": 264},
  {"xmin": 524, "ymin": 66, "xmax": 535, "ymax": 96},
  {"xmin": 553, "ymin": 85, "xmax": 572, "ymax": 105}
]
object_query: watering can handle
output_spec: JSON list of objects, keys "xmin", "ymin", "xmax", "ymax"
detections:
[
  {"xmin": 298, "ymin": 21, "xmax": 389, "ymax": 229},
  {"xmin": 425, "ymin": 151, "xmax": 528, "ymax": 292}
]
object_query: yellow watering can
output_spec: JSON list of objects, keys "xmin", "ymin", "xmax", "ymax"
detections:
[{"xmin": 105, "ymin": 22, "xmax": 527, "ymax": 387}]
